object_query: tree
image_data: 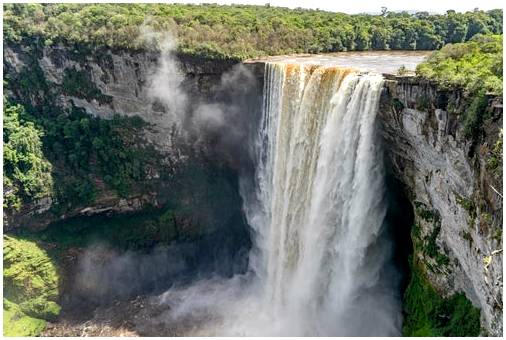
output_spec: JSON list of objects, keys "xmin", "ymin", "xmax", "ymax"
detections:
[{"xmin": 3, "ymin": 99, "xmax": 53, "ymax": 210}]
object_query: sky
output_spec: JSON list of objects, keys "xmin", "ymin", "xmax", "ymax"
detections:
[{"xmin": 168, "ymin": 0, "xmax": 504, "ymax": 14}]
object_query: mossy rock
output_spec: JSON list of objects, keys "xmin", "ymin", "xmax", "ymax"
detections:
[
  {"xmin": 403, "ymin": 257, "xmax": 480, "ymax": 336},
  {"xmin": 3, "ymin": 235, "xmax": 61, "ymax": 336},
  {"xmin": 3, "ymin": 299, "xmax": 47, "ymax": 337},
  {"xmin": 18, "ymin": 298, "xmax": 61, "ymax": 321}
]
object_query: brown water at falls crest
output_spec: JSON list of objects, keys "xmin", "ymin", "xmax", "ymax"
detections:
[{"xmin": 159, "ymin": 62, "xmax": 402, "ymax": 336}]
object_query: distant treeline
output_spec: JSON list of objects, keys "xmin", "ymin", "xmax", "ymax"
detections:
[{"xmin": 3, "ymin": 3, "xmax": 503, "ymax": 60}]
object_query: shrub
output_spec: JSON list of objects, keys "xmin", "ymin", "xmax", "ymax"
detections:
[
  {"xmin": 403, "ymin": 257, "xmax": 481, "ymax": 336},
  {"xmin": 3, "ymin": 98, "xmax": 53, "ymax": 210}
]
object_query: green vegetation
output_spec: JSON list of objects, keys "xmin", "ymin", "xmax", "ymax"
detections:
[
  {"xmin": 62, "ymin": 68, "xmax": 112, "ymax": 104},
  {"xmin": 4, "ymin": 95, "xmax": 157, "ymax": 212},
  {"xmin": 20, "ymin": 208, "xmax": 186, "ymax": 253},
  {"xmin": 5, "ymin": 36, "xmax": 161, "ymax": 211},
  {"xmin": 425, "ymin": 224, "xmax": 451, "ymax": 266},
  {"xmin": 416, "ymin": 34, "xmax": 503, "ymax": 138},
  {"xmin": 9, "ymin": 153, "xmax": 245, "ymax": 250},
  {"xmin": 414, "ymin": 201, "xmax": 436, "ymax": 222},
  {"xmin": 3, "ymin": 235, "xmax": 61, "ymax": 336},
  {"xmin": 403, "ymin": 257, "xmax": 481, "ymax": 336},
  {"xmin": 416, "ymin": 34, "xmax": 502, "ymax": 94},
  {"xmin": 4, "ymin": 35, "xmax": 161, "ymax": 212},
  {"xmin": 397, "ymin": 65, "xmax": 409, "ymax": 76},
  {"xmin": 455, "ymin": 193, "xmax": 477, "ymax": 226},
  {"xmin": 461, "ymin": 230, "xmax": 474, "ymax": 247},
  {"xmin": 493, "ymin": 228, "xmax": 502, "ymax": 243},
  {"xmin": 3, "ymin": 99, "xmax": 53, "ymax": 211},
  {"xmin": 406, "ymin": 203, "xmax": 479, "ymax": 335},
  {"xmin": 3, "ymin": 299, "xmax": 47, "ymax": 337},
  {"xmin": 487, "ymin": 129, "xmax": 503, "ymax": 176},
  {"xmin": 3, "ymin": 4, "xmax": 502, "ymax": 60},
  {"xmin": 37, "ymin": 108, "xmax": 153, "ymax": 207},
  {"xmin": 413, "ymin": 202, "xmax": 451, "ymax": 269}
]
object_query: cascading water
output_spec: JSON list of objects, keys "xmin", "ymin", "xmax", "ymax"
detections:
[
  {"xmin": 160, "ymin": 61, "xmax": 403, "ymax": 336},
  {"xmin": 239, "ymin": 62, "xmax": 401, "ymax": 336}
]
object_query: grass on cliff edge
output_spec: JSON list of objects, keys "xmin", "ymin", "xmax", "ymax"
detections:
[
  {"xmin": 403, "ymin": 255, "xmax": 481, "ymax": 336},
  {"xmin": 3, "ymin": 235, "xmax": 61, "ymax": 336}
]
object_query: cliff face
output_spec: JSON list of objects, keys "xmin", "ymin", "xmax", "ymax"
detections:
[
  {"xmin": 4, "ymin": 42, "xmax": 502, "ymax": 335},
  {"xmin": 4, "ymin": 43, "xmax": 254, "ymax": 332},
  {"xmin": 4, "ymin": 41, "xmax": 238, "ymax": 156},
  {"xmin": 3, "ymin": 40, "xmax": 250, "ymax": 237},
  {"xmin": 379, "ymin": 78, "xmax": 503, "ymax": 335}
]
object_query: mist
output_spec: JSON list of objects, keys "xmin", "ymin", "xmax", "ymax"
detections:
[
  {"xmin": 66, "ymin": 30, "xmax": 407, "ymax": 336},
  {"xmin": 143, "ymin": 25, "xmax": 260, "ymax": 166},
  {"xmin": 71, "ymin": 243, "xmax": 187, "ymax": 304}
]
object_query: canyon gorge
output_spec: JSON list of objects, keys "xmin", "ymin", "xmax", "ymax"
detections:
[{"xmin": 3, "ymin": 34, "xmax": 503, "ymax": 336}]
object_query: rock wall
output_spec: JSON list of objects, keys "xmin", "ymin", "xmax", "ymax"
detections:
[
  {"xmin": 3, "ymin": 41, "xmax": 502, "ymax": 335},
  {"xmin": 379, "ymin": 77, "xmax": 503, "ymax": 336},
  {"xmin": 4, "ymin": 41, "xmax": 239, "ymax": 155},
  {"xmin": 3, "ymin": 40, "xmax": 252, "ymax": 235}
]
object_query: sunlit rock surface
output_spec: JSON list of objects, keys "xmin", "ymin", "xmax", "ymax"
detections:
[{"xmin": 379, "ymin": 79, "xmax": 503, "ymax": 336}]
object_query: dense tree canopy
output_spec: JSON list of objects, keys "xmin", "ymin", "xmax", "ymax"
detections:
[
  {"xmin": 3, "ymin": 3, "xmax": 503, "ymax": 60},
  {"xmin": 3, "ymin": 97, "xmax": 155, "ymax": 212},
  {"xmin": 416, "ymin": 34, "xmax": 503, "ymax": 138},
  {"xmin": 3, "ymin": 99, "xmax": 53, "ymax": 210},
  {"xmin": 417, "ymin": 34, "xmax": 503, "ymax": 95}
]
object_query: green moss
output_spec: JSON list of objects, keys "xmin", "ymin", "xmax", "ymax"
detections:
[
  {"xmin": 461, "ymin": 230, "xmax": 474, "ymax": 247},
  {"xmin": 423, "ymin": 222, "xmax": 451, "ymax": 268},
  {"xmin": 406, "ymin": 206, "xmax": 480, "ymax": 335},
  {"xmin": 435, "ymin": 253, "xmax": 451, "ymax": 266},
  {"xmin": 391, "ymin": 98, "xmax": 404, "ymax": 112},
  {"xmin": 3, "ymin": 235, "xmax": 61, "ymax": 336},
  {"xmin": 412, "ymin": 202, "xmax": 451, "ymax": 270},
  {"xmin": 415, "ymin": 95, "xmax": 431, "ymax": 111},
  {"xmin": 462, "ymin": 91, "xmax": 489, "ymax": 139},
  {"xmin": 403, "ymin": 257, "xmax": 481, "ymax": 336},
  {"xmin": 425, "ymin": 223, "xmax": 442, "ymax": 258},
  {"xmin": 455, "ymin": 193, "xmax": 477, "ymax": 225},
  {"xmin": 414, "ymin": 201, "xmax": 435, "ymax": 222},
  {"xmin": 480, "ymin": 212, "xmax": 493, "ymax": 226},
  {"xmin": 487, "ymin": 129, "xmax": 503, "ymax": 176},
  {"xmin": 3, "ymin": 299, "xmax": 47, "ymax": 337},
  {"xmin": 492, "ymin": 228, "xmax": 502, "ymax": 243},
  {"xmin": 62, "ymin": 68, "xmax": 112, "ymax": 104}
]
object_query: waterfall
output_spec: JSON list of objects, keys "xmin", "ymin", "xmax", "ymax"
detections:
[
  {"xmin": 239, "ymin": 62, "xmax": 402, "ymax": 336},
  {"xmin": 160, "ymin": 61, "xmax": 403, "ymax": 336}
]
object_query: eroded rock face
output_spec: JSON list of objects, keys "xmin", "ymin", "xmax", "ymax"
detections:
[
  {"xmin": 3, "ymin": 41, "xmax": 249, "ymax": 231},
  {"xmin": 5, "ymin": 42, "xmax": 239, "ymax": 154},
  {"xmin": 4, "ymin": 42, "xmax": 502, "ymax": 334},
  {"xmin": 379, "ymin": 77, "xmax": 503, "ymax": 336}
]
